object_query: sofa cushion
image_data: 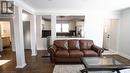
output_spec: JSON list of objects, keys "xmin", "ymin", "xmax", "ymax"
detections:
[
  {"xmin": 83, "ymin": 50, "xmax": 98, "ymax": 57},
  {"xmin": 68, "ymin": 40, "xmax": 80, "ymax": 50},
  {"xmin": 55, "ymin": 50, "xmax": 69, "ymax": 57},
  {"xmin": 69, "ymin": 50, "xmax": 84, "ymax": 57},
  {"xmin": 79, "ymin": 40, "xmax": 94, "ymax": 50},
  {"xmin": 54, "ymin": 40, "xmax": 68, "ymax": 50}
]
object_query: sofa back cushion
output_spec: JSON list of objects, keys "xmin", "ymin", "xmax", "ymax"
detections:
[
  {"xmin": 79, "ymin": 40, "xmax": 94, "ymax": 50},
  {"xmin": 68, "ymin": 40, "xmax": 80, "ymax": 50},
  {"xmin": 54, "ymin": 40, "xmax": 68, "ymax": 50}
]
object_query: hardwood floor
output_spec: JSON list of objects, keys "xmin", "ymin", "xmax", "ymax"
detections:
[
  {"xmin": 0, "ymin": 48, "xmax": 55, "ymax": 73},
  {"xmin": 0, "ymin": 47, "xmax": 130, "ymax": 73}
]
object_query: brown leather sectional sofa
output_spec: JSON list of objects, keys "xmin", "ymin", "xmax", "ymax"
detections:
[{"xmin": 48, "ymin": 39, "xmax": 104, "ymax": 63}]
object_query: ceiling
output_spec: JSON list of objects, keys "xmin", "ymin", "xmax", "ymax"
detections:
[{"xmin": 20, "ymin": 0, "xmax": 130, "ymax": 11}]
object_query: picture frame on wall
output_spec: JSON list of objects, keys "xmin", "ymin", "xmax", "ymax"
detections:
[{"xmin": 1, "ymin": 1, "xmax": 14, "ymax": 14}]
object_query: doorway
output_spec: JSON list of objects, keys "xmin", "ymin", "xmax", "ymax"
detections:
[
  {"xmin": 23, "ymin": 21, "xmax": 31, "ymax": 49},
  {"xmin": 103, "ymin": 19, "xmax": 119, "ymax": 53},
  {"xmin": 0, "ymin": 21, "xmax": 12, "ymax": 51}
]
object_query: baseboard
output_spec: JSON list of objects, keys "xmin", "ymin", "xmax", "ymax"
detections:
[
  {"xmin": 16, "ymin": 63, "xmax": 27, "ymax": 68},
  {"xmin": 118, "ymin": 52, "xmax": 130, "ymax": 59},
  {"xmin": 103, "ymin": 49, "xmax": 118, "ymax": 55},
  {"xmin": 109, "ymin": 49, "xmax": 118, "ymax": 54},
  {"xmin": 37, "ymin": 48, "xmax": 47, "ymax": 50},
  {"xmin": 31, "ymin": 53, "xmax": 37, "ymax": 56}
]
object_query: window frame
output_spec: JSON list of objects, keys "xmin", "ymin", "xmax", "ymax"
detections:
[{"xmin": 56, "ymin": 23, "xmax": 69, "ymax": 33}]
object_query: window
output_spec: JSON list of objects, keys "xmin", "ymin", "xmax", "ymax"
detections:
[
  {"xmin": 56, "ymin": 24, "xmax": 61, "ymax": 32},
  {"xmin": 56, "ymin": 23, "xmax": 69, "ymax": 32},
  {"xmin": 1, "ymin": 1, "xmax": 14, "ymax": 14}
]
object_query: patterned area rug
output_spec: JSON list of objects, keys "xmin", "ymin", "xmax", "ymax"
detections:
[{"xmin": 53, "ymin": 64, "xmax": 114, "ymax": 73}]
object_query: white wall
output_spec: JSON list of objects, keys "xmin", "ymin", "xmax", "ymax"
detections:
[
  {"xmin": 118, "ymin": 8, "xmax": 130, "ymax": 59},
  {"xmin": 84, "ymin": 11, "xmax": 105, "ymax": 47},
  {"xmin": 36, "ymin": 16, "xmax": 47, "ymax": 50}
]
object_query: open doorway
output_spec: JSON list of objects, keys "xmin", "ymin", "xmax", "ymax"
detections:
[
  {"xmin": 0, "ymin": 21, "xmax": 12, "ymax": 51},
  {"xmin": 22, "ymin": 11, "xmax": 31, "ymax": 50},
  {"xmin": 22, "ymin": 11, "xmax": 31, "ymax": 61}
]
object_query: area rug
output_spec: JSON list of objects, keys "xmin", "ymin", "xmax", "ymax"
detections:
[{"xmin": 53, "ymin": 64, "xmax": 114, "ymax": 73}]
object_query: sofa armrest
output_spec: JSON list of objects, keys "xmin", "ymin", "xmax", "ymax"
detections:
[
  {"xmin": 91, "ymin": 45, "xmax": 104, "ymax": 56},
  {"xmin": 48, "ymin": 45, "xmax": 57, "ymax": 62},
  {"xmin": 48, "ymin": 45, "xmax": 57, "ymax": 55}
]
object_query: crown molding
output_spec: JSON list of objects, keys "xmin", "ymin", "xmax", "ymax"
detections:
[
  {"xmin": 35, "ymin": 9, "xmax": 89, "ymax": 15},
  {"xmin": 14, "ymin": 0, "xmax": 35, "ymax": 14}
]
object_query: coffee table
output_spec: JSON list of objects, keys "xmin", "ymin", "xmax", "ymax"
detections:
[{"xmin": 81, "ymin": 57, "xmax": 130, "ymax": 73}]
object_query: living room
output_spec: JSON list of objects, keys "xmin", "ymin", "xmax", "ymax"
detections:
[{"xmin": 0, "ymin": 0, "xmax": 130, "ymax": 73}]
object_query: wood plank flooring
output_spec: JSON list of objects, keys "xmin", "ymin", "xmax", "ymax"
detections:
[
  {"xmin": 0, "ymin": 48, "xmax": 55, "ymax": 73},
  {"xmin": 0, "ymin": 47, "xmax": 130, "ymax": 73}
]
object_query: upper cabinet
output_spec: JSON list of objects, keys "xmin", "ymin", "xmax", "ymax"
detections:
[{"xmin": 42, "ymin": 15, "xmax": 51, "ymax": 38}]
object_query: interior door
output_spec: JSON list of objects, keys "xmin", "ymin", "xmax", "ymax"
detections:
[
  {"xmin": 103, "ymin": 19, "xmax": 119, "ymax": 52},
  {"xmin": 103, "ymin": 19, "xmax": 110, "ymax": 50}
]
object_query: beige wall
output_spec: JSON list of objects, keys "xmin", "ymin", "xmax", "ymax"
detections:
[{"xmin": 0, "ymin": 21, "xmax": 11, "ymax": 37}]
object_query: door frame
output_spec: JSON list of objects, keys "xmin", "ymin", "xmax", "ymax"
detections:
[
  {"xmin": 0, "ymin": 18, "xmax": 15, "ymax": 52},
  {"xmin": 103, "ymin": 19, "xmax": 119, "ymax": 52}
]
